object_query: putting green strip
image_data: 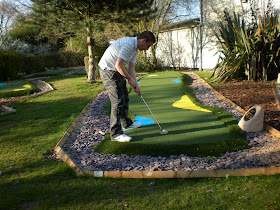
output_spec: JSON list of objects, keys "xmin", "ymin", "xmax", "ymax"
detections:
[{"xmin": 94, "ymin": 71, "xmax": 248, "ymax": 157}]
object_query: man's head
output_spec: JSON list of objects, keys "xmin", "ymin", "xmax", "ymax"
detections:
[{"xmin": 137, "ymin": 31, "xmax": 155, "ymax": 51}]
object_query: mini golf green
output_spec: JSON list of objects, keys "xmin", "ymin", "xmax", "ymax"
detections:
[
  {"xmin": 0, "ymin": 80, "xmax": 30, "ymax": 92},
  {"xmin": 94, "ymin": 71, "xmax": 247, "ymax": 157},
  {"xmin": 0, "ymin": 80, "xmax": 39, "ymax": 98}
]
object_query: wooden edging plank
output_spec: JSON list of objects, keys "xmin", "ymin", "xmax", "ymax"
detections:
[
  {"xmin": 83, "ymin": 167, "xmax": 280, "ymax": 178},
  {"xmin": 54, "ymin": 91, "xmax": 103, "ymax": 149},
  {"xmin": 53, "ymin": 90, "xmax": 105, "ymax": 175},
  {"xmin": 54, "ymin": 73, "xmax": 280, "ymax": 178},
  {"xmin": 54, "ymin": 146, "xmax": 84, "ymax": 176}
]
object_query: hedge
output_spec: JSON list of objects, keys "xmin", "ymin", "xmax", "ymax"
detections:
[
  {"xmin": 21, "ymin": 54, "xmax": 45, "ymax": 75},
  {"xmin": 0, "ymin": 47, "xmax": 104, "ymax": 82},
  {"xmin": 0, "ymin": 50, "xmax": 23, "ymax": 81}
]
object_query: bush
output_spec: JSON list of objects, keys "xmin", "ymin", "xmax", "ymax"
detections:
[
  {"xmin": 0, "ymin": 50, "xmax": 23, "ymax": 81},
  {"xmin": 59, "ymin": 37, "xmax": 88, "ymax": 67},
  {"xmin": 21, "ymin": 54, "xmax": 45, "ymax": 75},
  {"xmin": 94, "ymin": 44, "xmax": 108, "ymax": 63},
  {"xmin": 40, "ymin": 53, "xmax": 60, "ymax": 69},
  {"xmin": 59, "ymin": 51, "xmax": 84, "ymax": 67},
  {"xmin": 211, "ymin": 12, "xmax": 280, "ymax": 82},
  {"xmin": 0, "ymin": 36, "xmax": 53, "ymax": 54},
  {"xmin": 135, "ymin": 53, "xmax": 155, "ymax": 72},
  {"xmin": 21, "ymin": 53, "xmax": 62, "ymax": 76},
  {"xmin": 63, "ymin": 37, "xmax": 88, "ymax": 56}
]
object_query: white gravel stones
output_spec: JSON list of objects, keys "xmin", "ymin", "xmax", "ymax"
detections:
[{"xmin": 61, "ymin": 73, "xmax": 280, "ymax": 172}]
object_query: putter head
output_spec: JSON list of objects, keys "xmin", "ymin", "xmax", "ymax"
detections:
[{"xmin": 160, "ymin": 129, "xmax": 168, "ymax": 135}]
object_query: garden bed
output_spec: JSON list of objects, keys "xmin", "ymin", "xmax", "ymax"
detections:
[{"xmin": 213, "ymin": 81, "xmax": 280, "ymax": 131}]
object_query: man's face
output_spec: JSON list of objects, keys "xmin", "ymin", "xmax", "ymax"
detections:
[{"xmin": 138, "ymin": 39, "xmax": 154, "ymax": 51}]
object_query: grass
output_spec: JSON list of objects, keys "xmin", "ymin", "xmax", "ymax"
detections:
[
  {"xmin": 27, "ymin": 68, "xmax": 77, "ymax": 78},
  {"xmin": 72, "ymin": 68, "xmax": 87, "ymax": 76},
  {"xmin": 0, "ymin": 80, "xmax": 40, "ymax": 98},
  {"xmin": 0, "ymin": 71, "xmax": 279, "ymax": 209},
  {"xmin": 94, "ymin": 71, "xmax": 248, "ymax": 157},
  {"xmin": 193, "ymin": 70, "xmax": 213, "ymax": 81}
]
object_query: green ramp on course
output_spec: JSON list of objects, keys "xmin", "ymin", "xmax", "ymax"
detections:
[{"xmin": 94, "ymin": 71, "xmax": 247, "ymax": 157}]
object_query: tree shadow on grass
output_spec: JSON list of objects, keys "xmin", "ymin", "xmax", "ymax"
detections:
[{"xmin": 2, "ymin": 156, "xmax": 279, "ymax": 210}]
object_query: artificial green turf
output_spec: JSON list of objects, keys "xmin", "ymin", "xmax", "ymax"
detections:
[
  {"xmin": 0, "ymin": 80, "xmax": 40, "ymax": 98},
  {"xmin": 94, "ymin": 71, "xmax": 248, "ymax": 157}
]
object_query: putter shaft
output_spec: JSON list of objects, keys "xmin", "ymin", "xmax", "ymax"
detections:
[{"xmin": 140, "ymin": 95, "xmax": 162, "ymax": 130}]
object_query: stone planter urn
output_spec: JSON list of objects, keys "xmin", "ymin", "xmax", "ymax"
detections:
[{"xmin": 238, "ymin": 105, "xmax": 264, "ymax": 132}]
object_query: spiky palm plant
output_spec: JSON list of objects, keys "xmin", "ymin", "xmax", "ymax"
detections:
[
  {"xmin": 254, "ymin": 15, "xmax": 280, "ymax": 81},
  {"xmin": 210, "ymin": 12, "xmax": 252, "ymax": 82},
  {"xmin": 211, "ymin": 12, "xmax": 280, "ymax": 82}
]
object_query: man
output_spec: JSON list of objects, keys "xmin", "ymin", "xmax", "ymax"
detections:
[{"xmin": 98, "ymin": 31, "xmax": 155, "ymax": 142}]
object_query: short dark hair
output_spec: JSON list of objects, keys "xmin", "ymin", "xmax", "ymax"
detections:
[{"xmin": 137, "ymin": 31, "xmax": 156, "ymax": 43}]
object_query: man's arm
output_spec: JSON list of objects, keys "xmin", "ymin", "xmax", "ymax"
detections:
[
  {"xmin": 128, "ymin": 62, "xmax": 141, "ymax": 96},
  {"xmin": 115, "ymin": 57, "xmax": 141, "ymax": 96}
]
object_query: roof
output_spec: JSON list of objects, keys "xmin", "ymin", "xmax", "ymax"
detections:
[{"xmin": 161, "ymin": 18, "xmax": 200, "ymax": 32}]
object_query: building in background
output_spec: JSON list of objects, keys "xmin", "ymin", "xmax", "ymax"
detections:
[{"xmin": 156, "ymin": 0, "xmax": 280, "ymax": 70}]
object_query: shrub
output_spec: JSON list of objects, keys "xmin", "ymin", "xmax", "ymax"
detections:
[
  {"xmin": 0, "ymin": 50, "xmax": 23, "ymax": 81},
  {"xmin": 39, "ymin": 53, "xmax": 60, "ymax": 69},
  {"xmin": 211, "ymin": 12, "xmax": 280, "ymax": 82},
  {"xmin": 62, "ymin": 37, "xmax": 88, "ymax": 55},
  {"xmin": 59, "ymin": 37, "xmax": 88, "ymax": 67},
  {"xmin": 135, "ymin": 53, "xmax": 155, "ymax": 72},
  {"xmin": 0, "ymin": 36, "xmax": 53, "ymax": 54},
  {"xmin": 94, "ymin": 44, "xmax": 108, "ymax": 63},
  {"xmin": 59, "ymin": 51, "xmax": 84, "ymax": 67},
  {"xmin": 21, "ymin": 54, "xmax": 45, "ymax": 75}
]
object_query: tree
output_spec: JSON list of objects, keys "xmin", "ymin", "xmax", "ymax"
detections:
[
  {"xmin": 30, "ymin": 0, "xmax": 154, "ymax": 82},
  {"xmin": 138, "ymin": 0, "xmax": 193, "ymax": 68},
  {"xmin": 0, "ymin": 0, "xmax": 17, "ymax": 34}
]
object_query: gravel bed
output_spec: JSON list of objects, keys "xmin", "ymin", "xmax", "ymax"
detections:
[{"xmin": 61, "ymin": 73, "xmax": 280, "ymax": 172}]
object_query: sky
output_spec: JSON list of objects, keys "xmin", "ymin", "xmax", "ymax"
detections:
[
  {"xmin": 1, "ymin": 0, "xmax": 199, "ymax": 22},
  {"xmin": 173, "ymin": 0, "xmax": 200, "ymax": 22}
]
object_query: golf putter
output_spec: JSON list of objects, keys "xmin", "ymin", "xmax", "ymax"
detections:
[{"xmin": 140, "ymin": 95, "xmax": 168, "ymax": 135}]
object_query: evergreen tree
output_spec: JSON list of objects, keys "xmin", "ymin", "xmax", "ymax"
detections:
[{"xmin": 30, "ymin": 0, "xmax": 155, "ymax": 82}]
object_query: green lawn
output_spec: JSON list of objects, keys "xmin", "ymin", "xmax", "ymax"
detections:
[
  {"xmin": 0, "ymin": 72, "xmax": 279, "ymax": 209},
  {"xmin": 27, "ymin": 67, "xmax": 76, "ymax": 78},
  {"xmin": 193, "ymin": 70, "xmax": 213, "ymax": 81},
  {"xmin": 95, "ymin": 71, "xmax": 248, "ymax": 157}
]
